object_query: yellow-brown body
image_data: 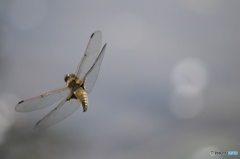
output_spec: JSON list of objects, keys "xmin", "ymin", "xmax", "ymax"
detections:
[{"xmin": 65, "ymin": 74, "xmax": 88, "ymax": 112}]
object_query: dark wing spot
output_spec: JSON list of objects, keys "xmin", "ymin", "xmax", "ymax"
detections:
[
  {"xmin": 90, "ymin": 32, "xmax": 94, "ymax": 38},
  {"xmin": 18, "ymin": 100, "xmax": 24, "ymax": 104}
]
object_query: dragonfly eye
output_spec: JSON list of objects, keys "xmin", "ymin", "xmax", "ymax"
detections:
[{"xmin": 64, "ymin": 74, "xmax": 75, "ymax": 82}]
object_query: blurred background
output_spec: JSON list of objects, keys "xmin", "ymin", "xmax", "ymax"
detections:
[{"xmin": 0, "ymin": 0, "xmax": 240, "ymax": 159}]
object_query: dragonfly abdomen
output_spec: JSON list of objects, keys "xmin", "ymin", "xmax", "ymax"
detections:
[{"xmin": 74, "ymin": 87, "xmax": 88, "ymax": 112}]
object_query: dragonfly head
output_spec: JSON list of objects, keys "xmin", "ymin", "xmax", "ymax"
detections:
[{"xmin": 64, "ymin": 73, "xmax": 76, "ymax": 82}]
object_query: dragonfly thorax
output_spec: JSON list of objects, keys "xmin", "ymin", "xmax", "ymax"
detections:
[
  {"xmin": 64, "ymin": 73, "xmax": 75, "ymax": 82},
  {"xmin": 65, "ymin": 73, "xmax": 84, "ymax": 91}
]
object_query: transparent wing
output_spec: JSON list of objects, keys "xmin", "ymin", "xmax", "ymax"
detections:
[
  {"xmin": 83, "ymin": 43, "xmax": 107, "ymax": 93},
  {"xmin": 15, "ymin": 87, "xmax": 70, "ymax": 112},
  {"xmin": 75, "ymin": 30, "xmax": 102, "ymax": 80},
  {"xmin": 34, "ymin": 94, "xmax": 80, "ymax": 130}
]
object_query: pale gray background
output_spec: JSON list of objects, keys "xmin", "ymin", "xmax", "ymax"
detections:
[{"xmin": 0, "ymin": 0, "xmax": 240, "ymax": 159}]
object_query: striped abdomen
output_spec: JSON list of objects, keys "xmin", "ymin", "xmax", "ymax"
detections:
[{"xmin": 74, "ymin": 87, "xmax": 88, "ymax": 112}]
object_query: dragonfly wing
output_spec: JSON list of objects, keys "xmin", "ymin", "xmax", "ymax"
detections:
[
  {"xmin": 34, "ymin": 94, "xmax": 80, "ymax": 130},
  {"xmin": 15, "ymin": 87, "xmax": 70, "ymax": 112},
  {"xmin": 75, "ymin": 30, "xmax": 102, "ymax": 80},
  {"xmin": 83, "ymin": 43, "xmax": 107, "ymax": 93}
]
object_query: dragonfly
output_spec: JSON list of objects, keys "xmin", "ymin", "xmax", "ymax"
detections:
[{"xmin": 15, "ymin": 30, "xmax": 107, "ymax": 130}]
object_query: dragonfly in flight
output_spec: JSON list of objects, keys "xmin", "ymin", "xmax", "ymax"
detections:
[{"xmin": 15, "ymin": 30, "xmax": 107, "ymax": 130}]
